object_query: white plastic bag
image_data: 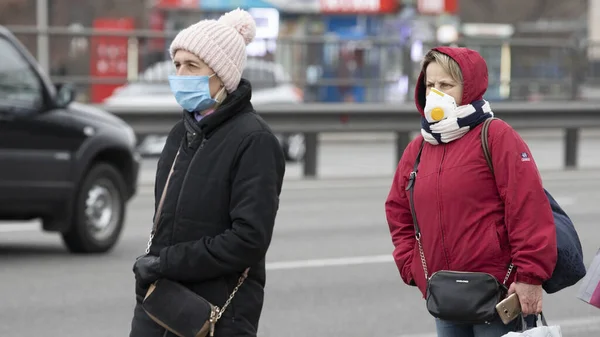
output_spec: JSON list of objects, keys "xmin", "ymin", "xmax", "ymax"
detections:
[
  {"xmin": 502, "ymin": 313, "xmax": 562, "ymax": 337},
  {"xmin": 577, "ymin": 248, "xmax": 600, "ymax": 309}
]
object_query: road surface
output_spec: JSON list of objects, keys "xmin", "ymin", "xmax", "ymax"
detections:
[{"xmin": 1, "ymin": 142, "xmax": 600, "ymax": 336}]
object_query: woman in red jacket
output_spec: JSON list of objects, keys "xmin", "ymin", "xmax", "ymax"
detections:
[{"xmin": 385, "ymin": 47, "xmax": 557, "ymax": 336}]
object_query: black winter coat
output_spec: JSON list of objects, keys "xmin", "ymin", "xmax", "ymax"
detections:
[{"xmin": 130, "ymin": 79, "xmax": 286, "ymax": 337}]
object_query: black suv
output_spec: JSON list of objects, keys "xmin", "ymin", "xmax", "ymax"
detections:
[{"xmin": 0, "ymin": 26, "xmax": 140, "ymax": 253}]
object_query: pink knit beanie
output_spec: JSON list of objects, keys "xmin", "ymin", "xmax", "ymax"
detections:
[{"xmin": 169, "ymin": 8, "xmax": 257, "ymax": 93}]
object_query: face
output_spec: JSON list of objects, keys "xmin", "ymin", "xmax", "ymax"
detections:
[
  {"xmin": 425, "ymin": 62, "xmax": 463, "ymax": 106},
  {"xmin": 173, "ymin": 50, "xmax": 224, "ymax": 98}
]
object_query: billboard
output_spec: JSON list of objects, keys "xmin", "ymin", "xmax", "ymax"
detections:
[
  {"xmin": 198, "ymin": 0, "xmax": 399, "ymax": 13},
  {"xmin": 417, "ymin": 0, "xmax": 458, "ymax": 15},
  {"xmin": 155, "ymin": 0, "xmax": 199, "ymax": 8},
  {"xmin": 199, "ymin": 0, "xmax": 278, "ymax": 10},
  {"xmin": 320, "ymin": 0, "xmax": 398, "ymax": 13},
  {"xmin": 89, "ymin": 17, "xmax": 135, "ymax": 103}
]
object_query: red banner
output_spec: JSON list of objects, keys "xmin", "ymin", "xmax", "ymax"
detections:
[
  {"xmin": 149, "ymin": 10, "xmax": 166, "ymax": 51},
  {"xmin": 89, "ymin": 17, "xmax": 135, "ymax": 103},
  {"xmin": 417, "ymin": 0, "xmax": 458, "ymax": 15},
  {"xmin": 320, "ymin": 0, "xmax": 398, "ymax": 14},
  {"xmin": 154, "ymin": 0, "xmax": 198, "ymax": 8}
]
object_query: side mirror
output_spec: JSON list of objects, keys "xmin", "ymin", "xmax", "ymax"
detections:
[{"xmin": 54, "ymin": 83, "xmax": 76, "ymax": 108}]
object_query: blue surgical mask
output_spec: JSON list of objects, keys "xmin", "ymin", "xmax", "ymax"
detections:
[{"xmin": 168, "ymin": 74, "xmax": 218, "ymax": 112}]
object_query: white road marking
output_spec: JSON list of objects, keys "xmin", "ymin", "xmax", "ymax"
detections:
[
  {"xmin": 266, "ymin": 254, "xmax": 392, "ymax": 271},
  {"xmin": 396, "ymin": 315, "xmax": 600, "ymax": 337}
]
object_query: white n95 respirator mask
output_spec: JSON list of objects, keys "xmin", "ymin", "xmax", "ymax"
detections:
[{"xmin": 423, "ymin": 88, "xmax": 457, "ymax": 123}]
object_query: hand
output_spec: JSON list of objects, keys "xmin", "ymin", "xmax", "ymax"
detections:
[
  {"xmin": 508, "ymin": 282, "xmax": 543, "ymax": 315},
  {"xmin": 133, "ymin": 255, "xmax": 161, "ymax": 287}
]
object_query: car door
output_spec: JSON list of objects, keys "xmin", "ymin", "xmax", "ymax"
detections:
[{"xmin": 0, "ymin": 35, "xmax": 78, "ymax": 210}]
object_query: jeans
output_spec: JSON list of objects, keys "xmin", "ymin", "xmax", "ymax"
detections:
[{"xmin": 435, "ymin": 315, "xmax": 537, "ymax": 337}]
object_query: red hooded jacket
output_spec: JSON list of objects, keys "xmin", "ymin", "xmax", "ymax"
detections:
[{"xmin": 385, "ymin": 47, "xmax": 557, "ymax": 298}]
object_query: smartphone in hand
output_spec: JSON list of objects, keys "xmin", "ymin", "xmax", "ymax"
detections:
[{"xmin": 496, "ymin": 293, "xmax": 522, "ymax": 325}]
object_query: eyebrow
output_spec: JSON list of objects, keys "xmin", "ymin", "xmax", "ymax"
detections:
[
  {"xmin": 427, "ymin": 79, "xmax": 456, "ymax": 85},
  {"xmin": 174, "ymin": 59, "xmax": 204, "ymax": 66}
]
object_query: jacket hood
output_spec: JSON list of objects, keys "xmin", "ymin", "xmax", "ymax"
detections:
[{"xmin": 414, "ymin": 47, "xmax": 489, "ymax": 116}]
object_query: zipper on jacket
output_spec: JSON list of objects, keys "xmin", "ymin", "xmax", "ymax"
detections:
[
  {"xmin": 170, "ymin": 135, "xmax": 206, "ymax": 245},
  {"xmin": 437, "ymin": 145, "xmax": 452, "ymax": 269}
]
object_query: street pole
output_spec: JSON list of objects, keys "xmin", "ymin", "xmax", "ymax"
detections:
[
  {"xmin": 590, "ymin": 0, "xmax": 600, "ymax": 60},
  {"xmin": 36, "ymin": 0, "xmax": 49, "ymax": 73}
]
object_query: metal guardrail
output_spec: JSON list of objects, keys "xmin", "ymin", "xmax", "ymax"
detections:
[
  {"xmin": 101, "ymin": 102, "xmax": 600, "ymax": 177},
  {"xmin": 6, "ymin": 24, "xmax": 600, "ymax": 103}
]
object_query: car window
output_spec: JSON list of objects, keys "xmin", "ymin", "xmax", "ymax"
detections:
[
  {"xmin": 0, "ymin": 37, "xmax": 43, "ymax": 112},
  {"xmin": 242, "ymin": 68, "xmax": 277, "ymax": 91}
]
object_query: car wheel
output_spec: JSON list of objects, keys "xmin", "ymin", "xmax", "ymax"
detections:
[{"xmin": 62, "ymin": 163, "xmax": 126, "ymax": 253}]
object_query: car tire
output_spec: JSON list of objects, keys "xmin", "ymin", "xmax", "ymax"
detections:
[{"xmin": 62, "ymin": 163, "xmax": 127, "ymax": 254}]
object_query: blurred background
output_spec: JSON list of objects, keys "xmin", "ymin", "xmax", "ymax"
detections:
[
  {"xmin": 4, "ymin": 0, "xmax": 600, "ymax": 104},
  {"xmin": 1, "ymin": 0, "xmax": 600, "ymax": 336}
]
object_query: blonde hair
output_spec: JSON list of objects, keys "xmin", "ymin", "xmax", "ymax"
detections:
[{"xmin": 421, "ymin": 50, "xmax": 463, "ymax": 85}]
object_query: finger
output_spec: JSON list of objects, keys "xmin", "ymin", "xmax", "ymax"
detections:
[
  {"xmin": 536, "ymin": 298, "xmax": 543, "ymax": 314},
  {"xmin": 508, "ymin": 283, "xmax": 516, "ymax": 295},
  {"xmin": 520, "ymin": 299, "xmax": 532, "ymax": 315},
  {"xmin": 527, "ymin": 302, "xmax": 536, "ymax": 316}
]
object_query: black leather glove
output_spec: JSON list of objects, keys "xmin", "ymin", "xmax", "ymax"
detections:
[{"xmin": 133, "ymin": 255, "xmax": 161, "ymax": 288}]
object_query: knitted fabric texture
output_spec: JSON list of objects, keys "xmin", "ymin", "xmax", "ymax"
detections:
[
  {"xmin": 421, "ymin": 100, "xmax": 494, "ymax": 145},
  {"xmin": 169, "ymin": 8, "xmax": 256, "ymax": 93}
]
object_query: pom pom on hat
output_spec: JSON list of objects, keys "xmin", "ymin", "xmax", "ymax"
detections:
[
  {"xmin": 168, "ymin": 8, "xmax": 257, "ymax": 93},
  {"xmin": 218, "ymin": 8, "xmax": 256, "ymax": 46}
]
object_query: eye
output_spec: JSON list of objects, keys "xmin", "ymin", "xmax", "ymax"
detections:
[
  {"xmin": 173, "ymin": 62, "xmax": 181, "ymax": 69},
  {"xmin": 426, "ymin": 83, "xmax": 434, "ymax": 88}
]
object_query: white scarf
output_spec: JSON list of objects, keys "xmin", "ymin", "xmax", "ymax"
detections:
[{"xmin": 421, "ymin": 100, "xmax": 493, "ymax": 145}]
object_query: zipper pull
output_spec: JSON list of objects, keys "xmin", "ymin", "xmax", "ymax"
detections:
[{"xmin": 405, "ymin": 171, "xmax": 416, "ymax": 191}]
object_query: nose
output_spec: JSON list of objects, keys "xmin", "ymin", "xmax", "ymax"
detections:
[{"xmin": 176, "ymin": 66, "xmax": 190, "ymax": 76}]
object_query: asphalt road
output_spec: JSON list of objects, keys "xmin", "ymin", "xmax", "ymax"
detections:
[{"xmin": 1, "ymin": 141, "xmax": 600, "ymax": 336}]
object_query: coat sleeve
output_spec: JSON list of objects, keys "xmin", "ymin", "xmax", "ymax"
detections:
[
  {"xmin": 385, "ymin": 143, "xmax": 417, "ymax": 286},
  {"xmin": 490, "ymin": 124, "xmax": 557, "ymax": 285},
  {"xmin": 158, "ymin": 131, "xmax": 286, "ymax": 282}
]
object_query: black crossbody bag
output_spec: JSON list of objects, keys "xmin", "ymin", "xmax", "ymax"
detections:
[
  {"xmin": 405, "ymin": 140, "xmax": 513, "ymax": 324},
  {"xmin": 141, "ymin": 149, "xmax": 249, "ymax": 337}
]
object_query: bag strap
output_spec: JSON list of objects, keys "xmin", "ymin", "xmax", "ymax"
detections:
[
  {"xmin": 405, "ymin": 120, "xmax": 514, "ymax": 284},
  {"xmin": 145, "ymin": 149, "xmax": 181, "ymax": 254},
  {"xmin": 481, "ymin": 117, "xmax": 498, "ymax": 174},
  {"xmin": 520, "ymin": 312, "xmax": 548, "ymax": 330},
  {"xmin": 405, "ymin": 140, "xmax": 428, "ymax": 279},
  {"xmin": 144, "ymin": 148, "xmax": 251, "ymax": 319},
  {"xmin": 480, "ymin": 117, "xmax": 515, "ymax": 285},
  {"xmin": 216, "ymin": 268, "xmax": 249, "ymax": 320}
]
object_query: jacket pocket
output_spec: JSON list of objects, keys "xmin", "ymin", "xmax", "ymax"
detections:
[{"xmin": 488, "ymin": 219, "xmax": 505, "ymax": 259}]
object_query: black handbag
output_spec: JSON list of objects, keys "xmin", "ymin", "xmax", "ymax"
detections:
[
  {"xmin": 405, "ymin": 141, "xmax": 513, "ymax": 324},
  {"xmin": 141, "ymin": 149, "xmax": 249, "ymax": 337}
]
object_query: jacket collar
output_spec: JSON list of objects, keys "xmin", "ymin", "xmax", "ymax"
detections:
[{"xmin": 183, "ymin": 78, "xmax": 253, "ymax": 139}]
